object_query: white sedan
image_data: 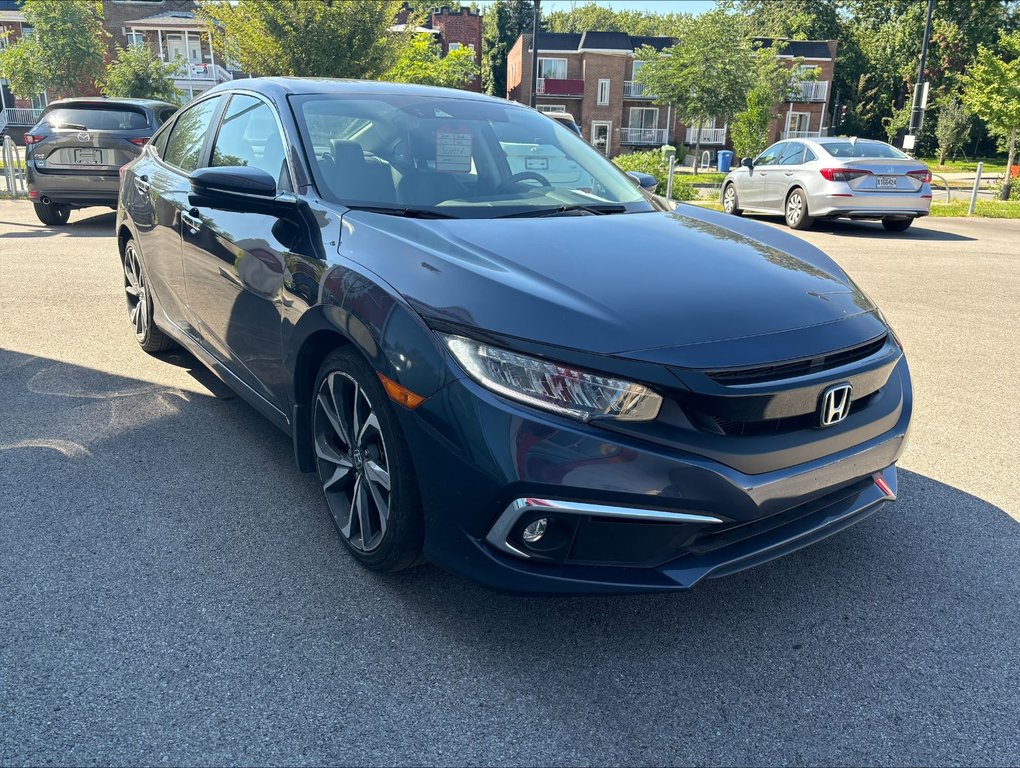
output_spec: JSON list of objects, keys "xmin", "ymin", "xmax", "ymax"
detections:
[{"xmin": 721, "ymin": 137, "xmax": 932, "ymax": 232}]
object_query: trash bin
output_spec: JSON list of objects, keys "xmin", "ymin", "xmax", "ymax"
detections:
[{"xmin": 717, "ymin": 150, "xmax": 734, "ymax": 173}]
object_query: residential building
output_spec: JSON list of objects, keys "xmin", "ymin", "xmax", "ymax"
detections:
[
  {"xmin": 394, "ymin": 4, "xmax": 483, "ymax": 92},
  {"xmin": 506, "ymin": 31, "xmax": 837, "ymax": 160}
]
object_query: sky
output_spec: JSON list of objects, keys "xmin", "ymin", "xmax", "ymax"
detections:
[{"xmin": 477, "ymin": 0, "xmax": 717, "ymax": 15}]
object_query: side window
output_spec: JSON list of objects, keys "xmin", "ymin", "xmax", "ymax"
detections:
[
  {"xmin": 157, "ymin": 106, "xmax": 178, "ymax": 125},
  {"xmin": 211, "ymin": 94, "xmax": 291, "ymax": 191},
  {"xmin": 804, "ymin": 147, "xmax": 817, "ymax": 162},
  {"xmin": 150, "ymin": 121, "xmax": 173, "ymax": 157},
  {"xmin": 163, "ymin": 96, "xmax": 223, "ymax": 173},
  {"xmin": 779, "ymin": 142, "xmax": 805, "ymax": 165},
  {"xmin": 755, "ymin": 143, "xmax": 783, "ymax": 166}
]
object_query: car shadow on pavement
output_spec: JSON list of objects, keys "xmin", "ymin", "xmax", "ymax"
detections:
[
  {"xmin": 2, "ymin": 347, "xmax": 1017, "ymax": 765},
  {"xmin": 757, "ymin": 215, "xmax": 976, "ymax": 241},
  {"xmin": 0, "ymin": 209, "xmax": 115, "ymax": 238}
]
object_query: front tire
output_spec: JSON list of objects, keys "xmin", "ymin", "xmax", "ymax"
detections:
[
  {"xmin": 785, "ymin": 188, "xmax": 814, "ymax": 230},
  {"xmin": 722, "ymin": 183, "xmax": 743, "ymax": 215},
  {"xmin": 312, "ymin": 347, "xmax": 424, "ymax": 572},
  {"xmin": 882, "ymin": 217, "xmax": 913, "ymax": 232},
  {"xmin": 33, "ymin": 201, "xmax": 70, "ymax": 226},
  {"xmin": 123, "ymin": 239, "xmax": 174, "ymax": 353}
]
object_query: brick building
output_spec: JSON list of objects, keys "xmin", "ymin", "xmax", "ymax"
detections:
[
  {"xmin": 506, "ymin": 31, "xmax": 837, "ymax": 160},
  {"xmin": 394, "ymin": 4, "xmax": 483, "ymax": 92}
]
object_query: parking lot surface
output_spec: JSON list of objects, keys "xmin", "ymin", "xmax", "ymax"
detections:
[{"xmin": 1, "ymin": 201, "xmax": 1018, "ymax": 766}]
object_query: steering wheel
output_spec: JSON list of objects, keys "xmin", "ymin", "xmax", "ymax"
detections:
[{"xmin": 501, "ymin": 171, "xmax": 552, "ymax": 189}]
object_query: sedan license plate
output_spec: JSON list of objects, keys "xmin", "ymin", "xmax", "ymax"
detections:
[
  {"xmin": 876, "ymin": 175, "xmax": 898, "ymax": 188},
  {"xmin": 74, "ymin": 149, "xmax": 102, "ymax": 165}
]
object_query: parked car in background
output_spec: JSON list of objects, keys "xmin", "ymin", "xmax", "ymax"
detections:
[
  {"xmin": 544, "ymin": 111, "xmax": 582, "ymax": 137},
  {"xmin": 25, "ymin": 98, "xmax": 179, "ymax": 225},
  {"xmin": 116, "ymin": 79, "xmax": 911, "ymax": 594},
  {"xmin": 722, "ymin": 137, "xmax": 932, "ymax": 232}
]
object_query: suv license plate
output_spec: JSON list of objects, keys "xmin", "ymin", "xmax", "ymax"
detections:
[
  {"xmin": 74, "ymin": 149, "xmax": 102, "ymax": 165},
  {"xmin": 877, "ymin": 175, "xmax": 897, "ymax": 188}
]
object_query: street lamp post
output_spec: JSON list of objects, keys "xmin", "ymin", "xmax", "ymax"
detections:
[
  {"xmin": 529, "ymin": 0, "xmax": 540, "ymax": 108},
  {"xmin": 905, "ymin": 0, "xmax": 935, "ymax": 153}
]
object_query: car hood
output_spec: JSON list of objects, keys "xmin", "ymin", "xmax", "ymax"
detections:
[{"xmin": 338, "ymin": 204, "xmax": 884, "ymax": 368}]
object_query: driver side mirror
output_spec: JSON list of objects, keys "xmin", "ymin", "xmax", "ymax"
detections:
[
  {"xmin": 741, "ymin": 157, "xmax": 754, "ymax": 170},
  {"xmin": 626, "ymin": 171, "xmax": 658, "ymax": 191},
  {"xmin": 189, "ymin": 166, "xmax": 294, "ymax": 210}
]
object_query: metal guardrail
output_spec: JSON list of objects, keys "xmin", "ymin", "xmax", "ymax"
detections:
[
  {"xmin": 3, "ymin": 134, "xmax": 28, "ymax": 197},
  {"xmin": 930, "ymin": 173, "xmax": 952, "ymax": 203}
]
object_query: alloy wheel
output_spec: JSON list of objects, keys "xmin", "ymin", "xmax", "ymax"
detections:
[
  {"xmin": 314, "ymin": 371, "xmax": 392, "ymax": 552},
  {"xmin": 123, "ymin": 244, "xmax": 148, "ymax": 340},
  {"xmin": 723, "ymin": 185, "xmax": 736, "ymax": 213},
  {"xmin": 786, "ymin": 192, "xmax": 804, "ymax": 226}
]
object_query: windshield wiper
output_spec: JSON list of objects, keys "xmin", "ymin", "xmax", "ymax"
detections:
[
  {"xmin": 53, "ymin": 122, "xmax": 88, "ymax": 131},
  {"xmin": 496, "ymin": 204, "xmax": 628, "ymax": 219},
  {"xmin": 345, "ymin": 205, "xmax": 456, "ymax": 219}
]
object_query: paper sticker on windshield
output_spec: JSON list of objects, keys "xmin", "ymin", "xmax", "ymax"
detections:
[{"xmin": 436, "ymin": 130, "xmax": 472, "ymax": 173}]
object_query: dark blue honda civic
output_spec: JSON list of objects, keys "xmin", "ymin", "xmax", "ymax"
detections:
[{"xmin": 116, "ymin": 78, "xmax": 911, "ymax": 594}]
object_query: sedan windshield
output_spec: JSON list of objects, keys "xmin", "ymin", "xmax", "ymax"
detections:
[
  {"xmin": 821, "ymin": 140, "xmax": 908, "ymax": 159},
  {"xmin": 290, "ymin": 93, "xmax": 651, "ymax": 219}
]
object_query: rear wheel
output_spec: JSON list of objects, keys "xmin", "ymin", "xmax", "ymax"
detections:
[
  {"xmin": 722, "ymin": 183, "xmax": 743, "ymax": 215},
  {"xmin": 312, "ymin": 347, "xmax": 424, "ymax": 572},
  {"xmin": 123, "ymin": 239, "xmax": 174, "ymax": 353},
  {"xmin": 33, "ymin": 201, "xmax": 70, "ymax": 226},
  {"xmin": 785, "ymin": 188, "xmax": 814, "ymax": 230},
  {"xmin": 882, "ymin": 217, "xmax": 913, "ymax": 232}
]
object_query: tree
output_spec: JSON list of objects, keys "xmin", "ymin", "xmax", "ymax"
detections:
[
  {"xmin": 481, "ymin": 0, "xmax": 534, "ymax": 97},
  {"xmin": 542, "ymin": 2, "xmax": 690, "ymax": 37},
  {"xmin": 730, "ymin": 52, "xmax": 810, "ymax": 159},
  {"xmin": 103, "ymin": 44, "xmax": 184, "ymax": 103},
  {"xmin": 196, "ymin": 0, "xmax": 411, "ymax": 79},
  {"xmin": 934, "ymin": 98, "xmax": 970, "ymax": 164},
  {"xmin": 385, "ymin": 34, "xmax": 478, "ymax": 88},
  {"xmin": 962, "ymin": 31, "xmax": 1020, "ymax": 199},
  {"xmin": 0, "ymin": 0, "xmax": 107, "ymax": 99},
  {"xmin": 634, "ymin": 10, "xmax": 754, "ymax": 172}
]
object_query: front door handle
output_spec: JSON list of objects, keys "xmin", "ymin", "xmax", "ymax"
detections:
[
  {"xmin": 181, "ymin": 208, "xmax": 201, "ymax": 233},
  {"xmin": 784, "ymin": 171, "xmax": 795, "ymax": 176}
]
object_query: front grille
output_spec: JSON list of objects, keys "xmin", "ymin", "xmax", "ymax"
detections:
[
  {"xmin": 706, "ymin": 334, "xmax": 888, "ymax": 386},
  {"xmin": 710, "ymin": 392, "xmax": 876, "ymax": 436}
]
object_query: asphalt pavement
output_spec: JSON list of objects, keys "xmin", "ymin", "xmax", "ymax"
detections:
[{"xmin": 1, "ymin": 201, "xmax": 1018, "ymax": 766}]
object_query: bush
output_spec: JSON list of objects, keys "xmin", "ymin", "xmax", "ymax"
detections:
[{"xmin": 612, "ymin": 149, "xmax": 695, "ymax": 200}]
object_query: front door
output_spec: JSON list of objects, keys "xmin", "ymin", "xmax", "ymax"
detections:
[
  {"xmin": 591, "ymin": 121, "xmax": 611, "ymax": 157},
  {"xmin": 739, "ymin": 141, "xmax": 785, "ymax": 208},
  {"xmin": 166, "ymin": 34, "xmax": 203, "ymax": 68}
]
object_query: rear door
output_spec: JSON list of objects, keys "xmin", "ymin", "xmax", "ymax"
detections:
[{"xmin": 34, "ymin": 103, "xmax": 151, "ymax": 176}]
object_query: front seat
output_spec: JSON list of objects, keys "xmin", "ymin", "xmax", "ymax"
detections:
[{"xmin": 325, "ymin": 139, "xmax": 396, "ymax": 204}]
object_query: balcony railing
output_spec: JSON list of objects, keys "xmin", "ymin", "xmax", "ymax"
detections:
[
  {"xmin": 620, "ymin": 127, "xmax": 668, "ymax": 145},
  {"xmin": 0, "ymin": 107, "xmax": 44, "ymax": 127},
  {"xmin": 172, "ymin": 60, "xmax": 232, "ymax": 83},
  {"xmin": 789, "ymin": 81, "xmax": 829, "ymax": 102},
  {"xmin": 536, "ymin": 77, "xmax": 584, "ymax": 97},
  {"xmin": 782, "ymin": 130, "xmax": 823, "ymax": 139},
  {"xmin": 623, "ymin": 81, "xmax": 654, "ymax": 99},
  {"xmin": 685, "ymin": 127, "xmax": 727, "ymax": 145}
]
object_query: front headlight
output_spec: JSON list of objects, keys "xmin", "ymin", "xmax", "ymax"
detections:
[{"xmin": 442, "ymin": 334, "xmax": 662, "ymax": 422}]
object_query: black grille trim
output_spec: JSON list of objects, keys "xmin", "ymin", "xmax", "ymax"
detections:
[
  {"xmin": 706, "ymin": 334, "xmax": 888, "ymax": 386},
  {"xmin": 710, "ymin": 392, "xmax": 876, "ymax": 436}
]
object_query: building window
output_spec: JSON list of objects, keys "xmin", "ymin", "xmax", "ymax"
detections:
[
  {"xmin": 126, "ymin": 32, "xmax": 145, "ymax": 47},
  {"xmin": 537, "ymin": 58, "xmax": 567, "ymax": 80},
  {"xmin": 632, "ymin": 59, "xmax": 645, "ymax": 78},
  {"xmin": 597, "ymin": 79, "xmax": 610, "ymax": 106},
  {"xmin": 449, "ymin": 42, "xmax": 462, "ymax": 51},
  {"xmin": 786, "ymin": 111, "xmax": 811, "ymax": 136},
  {"xmin": 537, "ymin": 104, "xmax": 567, "ymax": 113},
  {"xmin": 629, "ymin": 107, "xmax": 658, "ymax": 129}
]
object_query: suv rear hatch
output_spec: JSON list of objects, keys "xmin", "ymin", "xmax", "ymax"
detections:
[{"xmin": 31, "ymin": 102, "xmax": 152, "ymax": 175}]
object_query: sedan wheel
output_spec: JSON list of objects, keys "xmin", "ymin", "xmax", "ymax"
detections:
[
  {"xmin": 312, "ymin": 348, "xmax": 423, "ymax": 571},
  {"xmin": 722, "ymin": 184, "xmax": 743, "ymax": 216},
  {"xmin": 785, "ymin": 189, "xmax": 814, "ymax": 230},
  {"xmin": 123, "ymin": 240, "xmax": 173, "ymax": 353}
]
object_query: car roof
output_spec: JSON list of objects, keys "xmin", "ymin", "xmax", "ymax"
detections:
[
  {"xmin": 45, "ymin": 97, "xmax": 177, "ymax": 110},
  {"xmin": 205, "ymin": 76, "xmax": 507, "ymax": 105},
  {"xmin": 811, "ymin": 136, "xmax": 892, "ymax": 146}
]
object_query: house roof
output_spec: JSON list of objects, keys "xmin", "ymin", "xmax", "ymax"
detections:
[
  {"xmin": 753, "ymin": 38, "xmax": 833, "ymax": 59},
  {"xmin": 128, "ymin": 10, "xmax": 205, "ymax": 29},
  {"xmin": 532, "ymin": 31, "xmax": 676, "ymax": 53},
  {"xmin": 0, "ymin": 0, "xmax": 23, "ymax": 11}
]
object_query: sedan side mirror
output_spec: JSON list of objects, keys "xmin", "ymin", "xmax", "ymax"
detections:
[
  {"xmin": 741, "ymin": 157, "xmax": 754, "ymax": 170},
  {"xmin": 626, "ymin": 171, "xmax": 659, "ymax": 191},
  {"xmin": 189, "ymin": 166, "xmax": 287, "ymax": 209}
]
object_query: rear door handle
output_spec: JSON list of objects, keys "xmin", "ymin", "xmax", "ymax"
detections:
[
  {"xmin": 134, "ymin": 174, "xmax": 150, "ymax": 194},
  {"xmin": 181, "ymin": 209, "xmax": 201, "ymax": 233}
]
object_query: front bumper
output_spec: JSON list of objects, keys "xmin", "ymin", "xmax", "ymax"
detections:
[{"xmin": 396, "ymin": 365, "xmax": 911, "ymax": 595}]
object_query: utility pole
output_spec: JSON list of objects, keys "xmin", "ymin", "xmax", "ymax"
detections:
[
  {"xmin": 529, "ymin": 0, "xmax": 541, "ymax": 108},
  {"xmin": 905, "ymin": 0, "xmax": 935, "ymax": 152}
]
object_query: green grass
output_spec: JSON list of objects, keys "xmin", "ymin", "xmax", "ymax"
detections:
[
  {"xmin": 929, "ymin": 199, "xmax": 1020, "ymax": 218},
  {"xmin": 676, "ymin": 172, "xmax": 726, "ymax": 185},
  {"xmin": 921, "ymin": 157, "xmax": 1009, "ymax": 174}
]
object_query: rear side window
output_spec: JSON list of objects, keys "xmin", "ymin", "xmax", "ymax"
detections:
[
  {"xmin": 156, "ymin": 106, "xmax": 178, "ymax": 125},
  {"xmin": 43, "ymin": 105, "xmax": 149, "ymax": 130},
  {"xmin": 163, "ymin": 96, "xmax": 223, "ymax": 173},
  {"xmin": 150, "ymin": 121, "xmax": 173, "ymax": 157}
]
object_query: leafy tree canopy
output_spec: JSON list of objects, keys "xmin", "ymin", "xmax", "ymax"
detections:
[
  {"xmin": 196, "ymin": 0, "xmax": 412, "ymax": 79},
  {"xmin": 0, "ymin": 0, "xmax": 108, "ymax": 99},
  {"xmin": 385, "ymin": 34, "xmax": 479, "ymax": 89},
  {"xmin": 482, "ymin": 0, "xmax": 534, "ymax": 96},
  {"xmin": 543, "ymin": 2, "xmax": 691, "ymax": 37},
  {"xmin": 962, "ymin": 31, "xmax": 1020, "ymax": 196},
  {"xmin": 103, "ymin": 44, "xmax": 184, "ymax": 103}
]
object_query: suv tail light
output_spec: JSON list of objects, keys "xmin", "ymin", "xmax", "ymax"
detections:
[
  {"xmin": 24, "ymin": 134, "xmax": 44, "ymax": 145},
  {"xmin": 128, "ymin": 137, "xmax": 148, "ymax": 146},
  {"xmin": 819, "ymin": 167, "xmax": 872, "ymax": 182},
  {"xmin": 907, "ymin": 169, "xmax": 932, "ymax": 183}
]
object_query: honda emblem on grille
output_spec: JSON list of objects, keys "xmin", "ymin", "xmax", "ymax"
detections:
[{"xmin": 819, "ymin": 382, "xmax": 853, "ymax": 427}]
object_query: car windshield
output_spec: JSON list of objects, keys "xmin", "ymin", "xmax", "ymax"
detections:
[
  {"xmin": 43, "ymin": 105, "xmax": 150, "ymax": 130},
  {"xmin": 290, "ymin": 93, "xmax": 650, "ymax": 218},
  {"xmin": 821, "ymin": 140, "xmax": 908, "ymax": 159}
]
